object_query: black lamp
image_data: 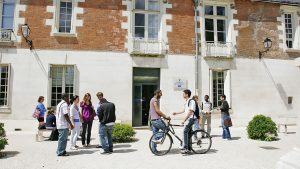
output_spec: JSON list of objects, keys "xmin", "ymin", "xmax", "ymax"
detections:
[
  {"xmin": 21, "ymin": 24, "xmax": 33, "ymax": 50},
  {"xmin": 259, "ymin": 38, "xmax": 272, "ymax": 59}
]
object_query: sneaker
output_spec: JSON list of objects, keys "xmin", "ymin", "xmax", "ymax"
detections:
[
  {"xmin": 180, "ymin": 149, "xmax": 189, "ymax": 154},
  {"xmin": 70, "ymin": 146, "xmax": 78, "ymax": 150},
  {"xmin": 87, "ymin": 144, "xmax": 91, "ymax": 147},
  {"xmin": 96, "ymin": 145, "xmax": 102, "ymax": 148},
  {"xmin": 83, "ymin": 144, "xmax": 87, "ymax": 147},
  {"xmin": 151, "ymin": 139, "xmax": 161, "ymax": 144},
  {"xmin": 74, "ymin": 145, "xmax": 79, "ymax": 148}
]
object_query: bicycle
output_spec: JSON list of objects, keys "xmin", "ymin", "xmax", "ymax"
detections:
[{"xmin": 149, "ymin": 119, "xmax": 212, "ymax": 156}]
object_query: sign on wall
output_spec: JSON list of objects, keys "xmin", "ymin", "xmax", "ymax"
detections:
[{"xmin": 174, "ymin": 78, "xmax": 188, "ymax": 91}]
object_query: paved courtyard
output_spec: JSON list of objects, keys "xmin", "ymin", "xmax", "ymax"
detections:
[{"xmin": 0, "ymin": 126, "xmax": 298, "ymax": 169}]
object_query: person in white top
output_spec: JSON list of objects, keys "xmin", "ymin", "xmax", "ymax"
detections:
[
  {"xmin": 200, "ymin": 95, "xmax": 213, "ymax": 137},
  {"xmin": 56, "ymin": 93, "xmax": 74, "ymax": 156},
  {"xmin": 69, "ymin": 95, "xmax": 81, "ymax": 150},
  {"xmin": 173, "ymin": 89, "xmax": 196, "ymax": 154}
]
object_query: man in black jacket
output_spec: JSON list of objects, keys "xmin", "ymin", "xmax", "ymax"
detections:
[
  {"xmin": 97, "ymin": 99, "xmax": 116, "ymax": 154},
  {"xmin": 218, "ymin": 94, "xmax": 231, "ymax": 140}
]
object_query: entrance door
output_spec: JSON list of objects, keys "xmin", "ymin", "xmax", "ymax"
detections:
[
  {"xmin": 133, "ymin": 84, "xmax": 157, "ymax": 126},
  {"xmin": 133, "ymin": 68, "xmax": 160, "ymax": 127}
]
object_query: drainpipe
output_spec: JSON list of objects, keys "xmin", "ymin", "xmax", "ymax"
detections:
[{"xmin": 193, "ymin": 0, "xmax": 199, "ymax": 96}]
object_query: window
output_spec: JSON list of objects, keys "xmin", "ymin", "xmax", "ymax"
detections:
[
  {"xmin": 284, "ymin": 13, "xmax": 293, "ymax": 48},
  {"xmin": 212, "ymin": 71, "xmax": 224, "ymax": 107},
  {"xmin": 50, "ymin": 65, "xmax": 74, "ymax": 106},
  {"xmin": 58, "ymin": 1, "xmax": 72, "ymax": 33},
  {"xmin": 1, "ymin": 0, "xmax": 15, "ymax": 29},
  {"xmin": 134, "ymin": 0, "xmax": 160, "ymax": 40},
  {"xmin": 0, "ymin": 65, "xmax": 10, "ymax": 107},
  {"xmin": 204, "ymin": 5, "xmax": 226, "ymax": 43}
]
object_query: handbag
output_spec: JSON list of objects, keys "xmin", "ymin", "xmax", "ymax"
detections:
[
  {"xmin": 224, "ymin": 117, "xmax": 232, "ymax": 127},
  {"xmin": 32, "ymin": 109, "xmax": 40, "ymax": 119}
]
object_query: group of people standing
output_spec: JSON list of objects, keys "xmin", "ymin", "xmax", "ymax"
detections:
[
  {"xmin": 149, "ymin": 89, "xmax": 231, "ymax": 154},
  {"xmin": 34, "ymin": 92, "xmax": 116, "ymax": 156}
]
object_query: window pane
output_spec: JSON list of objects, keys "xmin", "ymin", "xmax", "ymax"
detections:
[
  {"xmin": 205, "ymin": 5, "xmax": 213, "ymax": 15},
  {"xmin": 2, "ymin": 2, "xmax": 14, "ymax": 29},
  {"xmin": 148, "ymin": 28, "xmax": 158, "ymax": 39},
  {"xmin": 205, "ymin": 31, "xmax": 214, "ymax": 42},
  {"xmin": 2, "ymin": 3, "xmax": 14, "ymax": 16},
  {"xmin": 205, "ymin": 19, "xmax": 214, "ymax": 31},
  {"xmin": 148, "ymin": 14, "xmax": 159, "ymax": 27},
  {"xmin": 0, "ymin": 66, "xmax": 9, "ymax": 106},
  {"xmin": 2, "ymin": 17, "xmax": 14, "ymax": 29},
  {"xmin": 135, "ymin": 0, "xmax": 145, "ymax": 10},
  {"xmin": 59, "ymin": 2, "xmax": 72, "ymax": 33},
  {"xmin": 135, "ymin": 13, "xmax": 145, "ymax": 26},
  {"xmin": 135, "ymin": 27, "xmax": 145, "ymax": 38},
  {"xmin": 149, "ymin": 0, "xmax": 159, "ymax": 11},
  {"xmin": 217, "ymin": 6, "xmax": 225, "ymax": 16},
  {"xmin": 217, "ymin": 19, "xmax": 225, "ymax": 31}
]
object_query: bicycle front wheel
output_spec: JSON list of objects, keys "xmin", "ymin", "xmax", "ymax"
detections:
[
  {"xmin": 189, "ymin": 130, "xmax": 212, "ymax": 154},
  {"xmin": 149, "ymin": 132, "xmax": 172, "ymax": 156}
]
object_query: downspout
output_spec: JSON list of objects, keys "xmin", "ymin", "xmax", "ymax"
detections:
[{"xmin": 193, "ymin": 0, "xmax": 199, "ymax": 95}]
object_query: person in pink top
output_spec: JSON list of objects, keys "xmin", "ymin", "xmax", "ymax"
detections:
[
  {"xmin": 80, "ymin": 93, "xmax": 95, "ymax": 147},
  {"xmin": 149, "ymin": 90, "xmax": 170, "ymax": 152}
]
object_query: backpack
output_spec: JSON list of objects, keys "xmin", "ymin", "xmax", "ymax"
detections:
[{"xmin": 188, "ymin": 99, "xmax": 200, "ymax": 119}]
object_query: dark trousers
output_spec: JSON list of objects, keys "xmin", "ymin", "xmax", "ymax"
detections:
[{"xmin": 82, "ymin": 121, "xmax": 93, "ymax": 145}]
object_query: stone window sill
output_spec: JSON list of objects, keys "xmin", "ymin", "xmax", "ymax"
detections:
[
  {"xmin": 53, "ymin": 32, "xmax": 77, "ymax": 38},
  {"xmin": 0, "ymin": 106, "xmax": 11, "ymax": 114},
  {"xmin": 286, "ymin": 49, "xmax": 300, "ymax": 53},
  {"xmin": 0, "ymin": 41, "xmax": 16, "ymax": 46}
]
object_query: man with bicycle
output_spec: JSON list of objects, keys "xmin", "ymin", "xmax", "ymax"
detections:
[
  {"xmin": 149, "ymin": 90, "xmax": 170, "ymax": 151},
  {"xmin": 173, "ymin": 89, "xmax": 196, "ymax": 154}
]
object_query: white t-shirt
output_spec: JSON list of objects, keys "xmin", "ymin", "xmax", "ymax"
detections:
[
  {"xmin": 70, "ymin": 104, "xmax": 81, "ymax": 125},
  {"xmin": 184, "ymin": 98, "xmax": 196, "ymax": 119},
  {"xmin": 202, "ymin": 100, "xmax": 212, "ymax": 113},
  {"xmin": 56, "ymin": 100, "xmax": 69, "ymax": 129}
]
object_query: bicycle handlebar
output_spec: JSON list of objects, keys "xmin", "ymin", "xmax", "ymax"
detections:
[{"xmin": 165, "ymin": 119, "xmax": 184, "ymax": 127}]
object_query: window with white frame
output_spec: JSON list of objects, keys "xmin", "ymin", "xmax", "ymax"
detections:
[
  {"xmin": 212, "ymin": 70, "xmax": 224, "ymax": 108},
  {"xmin": 284, "ymin": 13, "xmax": 293, "ymax": 48},
  {"xmin": 50, "ymin": 65, "xmax": 74, "ymax": 106},
  {"xmin": 0, "ymin": 65, "xmax": 10, "ymax": 107},
  {"xmin": 58, "ymin": 1, "xmax": 72, "ymax": 33},
  {"xmin": 0, "ymin": 0, "xmax": 15, "ymax": 29},
  {"xmin": 134, "ymin": 0, "xmax": 160, "ymax": 40},
  {"xmin": 204, "ymin": 5, "xmax": 227, "ymax": 43}
]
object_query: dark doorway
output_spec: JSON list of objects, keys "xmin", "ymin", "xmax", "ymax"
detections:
[{"xmin": 133, "ymin": 68, "xmax": 160, "ymax": 127}]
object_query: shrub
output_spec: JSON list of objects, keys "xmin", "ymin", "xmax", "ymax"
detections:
[
  {"xmin": 0, "ymin": 123, "xmax": 8, "ymax": 152},
  {"xmin": 112, "ymin": 123, "xmax": 136, "ymax": 143},
  {"xmin": 247, "ymin": 115, "xmax": 278, "ymax": 141}
]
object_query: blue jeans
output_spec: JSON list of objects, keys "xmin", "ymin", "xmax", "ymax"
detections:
[
  {"xmin": 57, "ymin": 128, "xmax": 69, "ymax": 156},
  {"xmin": 221, "ymin": 113, "xmax": 231, "ymax": 139},
  {"xmin": 98, "ymin": 123, "xmax": 103, "ymax": 146},
  {"xmin": 100, "ymin": 124, "xmax": 113, "ymax": 152},
  {"xmin": 151, "ymin": 119, "xmax": 166, "ymax": 151},
  {"xmin": 183, "ymin": 118, "xmax": 196, "ymax": 149}
]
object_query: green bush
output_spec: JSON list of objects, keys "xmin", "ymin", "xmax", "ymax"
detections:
[
  {"xmin": 112, "ymin": 123, "xmax": 136, "ymax": 143},
  {"xmin": 247, "ymin": 115, "xmax": 278, "ymax": 141},
  {"xmin": 0, "ymin": 123, "xmax": 8, "ymax": 152}
]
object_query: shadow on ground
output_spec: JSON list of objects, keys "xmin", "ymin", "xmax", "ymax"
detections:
[
  {"xmin": 113, "ymin": 149, "xmax": 137, "ymax": 153},
  {"xmin": 68, "ymin": 150, "xmax": 98, "ymax": 156},
  {"xmin": 231, "ymin": 137, "xmax": 241, "ymax": 140},
  {"xmin": 0, "ymin": 151, "xmax": 20, "ymax": 159},
  {"xmin": 114, "ymin": 144, "xmax": 132, "ymax": 149}
]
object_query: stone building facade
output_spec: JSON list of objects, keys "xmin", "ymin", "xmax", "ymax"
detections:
[{"xmin": 0, "ymin": 0, "xmax": 299, "ymax": 126}]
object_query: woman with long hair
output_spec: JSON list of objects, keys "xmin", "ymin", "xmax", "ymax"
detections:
[{"xmin": 80, "ymin": 93, "xmax": 95, "ymax": 147}]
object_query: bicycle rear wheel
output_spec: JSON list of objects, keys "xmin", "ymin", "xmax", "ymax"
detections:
[
  {"xmin": 149, "ymin": 132, "xmax": 172, "ymax": 156},
  {"xmin": 189, "ymin": 130, "xmax": 212, "ymax": 154}
]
